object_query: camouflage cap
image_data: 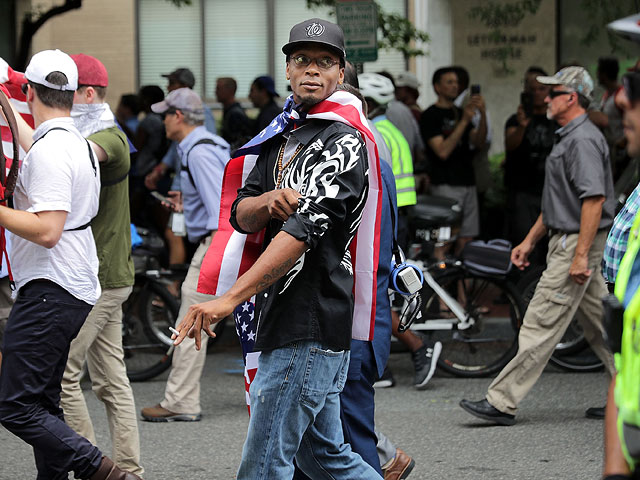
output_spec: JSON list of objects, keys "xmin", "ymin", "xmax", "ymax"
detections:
[{"xmin": 537, "ymin": 66, "xmax": 594, "ymax": 101}]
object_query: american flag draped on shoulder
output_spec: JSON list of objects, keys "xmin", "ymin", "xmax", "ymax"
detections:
[{"xmin": 197, "ymin": 91, "xmax": 382, "ymax": 408}]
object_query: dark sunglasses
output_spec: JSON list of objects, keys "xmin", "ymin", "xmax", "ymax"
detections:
[
  {"xmin": 623, "ymin": 73, "xmax": 640, "ymax": 104},
  {"xmin": 290, "ymin": 54, "xmax": 339, "ymax": 70},
  {"xmin": 160, "ymin": 107, "xmax": 178, "ymax": 119},
  {"xmin": 548, "ymin": 90, "xmax": 573, "ymax": 99}
]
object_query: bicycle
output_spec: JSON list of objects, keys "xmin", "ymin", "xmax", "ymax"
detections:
[
  {"xmin": 403, "ymin": 196, "xmax": 526, "ymax": 378},
  {"xmin": 122, "ymin": 227, "xmax": 225, "ymax": 382}
]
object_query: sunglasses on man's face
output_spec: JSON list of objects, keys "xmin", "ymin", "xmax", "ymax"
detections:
[
  {"xmin": 548, "ymin": 90, "xmax": 573, "ymax": 99},
  {"xmin": 161, "ymin": 108, "xmax": 178, "ymax": 120}
]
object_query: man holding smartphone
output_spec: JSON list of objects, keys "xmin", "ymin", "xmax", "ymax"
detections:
[
  {"xmin": 419, "ymin": 66, "xmax": 487, "ymax": 255},
  {"xmin": 140, "ymin": 87, "xmax": 230, "ymax": 423}
]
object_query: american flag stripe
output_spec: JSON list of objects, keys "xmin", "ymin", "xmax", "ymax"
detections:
[
  {"xmin": 197, "ymin": 154, "xmax": 265, "ymax": 296},
  {"xmin": 243, "ymin": 351, "xmax": 260, "ymax": 411},
  {"xmin": 309, "ymin": 92, "xmax": 382, "ymax": 341},
  {"xmin": 0, "ymin": 62, "xmax": 32, "ymax": 166}
]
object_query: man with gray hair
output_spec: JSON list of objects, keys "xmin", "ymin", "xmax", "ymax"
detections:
[
  {"xmin": 140, "ymin": 87, "xmax": 230, "ymax": 422},
  {"xmin": 461, "ymin": 66, "xmax": 616, "ymax": 425}
]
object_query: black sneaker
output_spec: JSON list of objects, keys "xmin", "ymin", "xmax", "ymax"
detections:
[
  {"xmin": 373, "ymin": 367, "xmax": 396, "ymax": 388},
  {"xmin": 412, "ymin": 341, "xmax": 442, "ymax": 389},
  {"xmin": 585, "ymin": 406, "xmax": 605, "ymax": 419}
]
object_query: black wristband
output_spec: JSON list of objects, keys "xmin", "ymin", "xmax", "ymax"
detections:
[{"xmin": 603, "ymin": 474, "xmax": 632, "ymax": 480}]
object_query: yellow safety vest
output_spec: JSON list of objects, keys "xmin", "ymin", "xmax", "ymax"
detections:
[
  {"xmin": 374, "ymin": 117, "xmax": 417, "ymax": 208},
  {"xmin": 614, "ymin": 211, "xmax": 640, "ymax": 470}
]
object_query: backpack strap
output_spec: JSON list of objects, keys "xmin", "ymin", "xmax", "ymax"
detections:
[
  {"xmin": 32, "ymin": 127, "xmax": 97, "ymax": 231},
  {"xmin": 101, "ymin": 170, "xmax": 128, "ymax": 188},
  {"xmin": 183, "ymin": 138, "xmax": 221, "ymax": 190}
]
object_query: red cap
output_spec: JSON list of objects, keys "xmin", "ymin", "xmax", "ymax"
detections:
[{"xmin": 70, "ymin": 53, "xmax": 108, "ymax": 87}]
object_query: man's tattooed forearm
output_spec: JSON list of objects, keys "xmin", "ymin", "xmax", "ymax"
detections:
[
  {"xmin": 243, "ymin": 212, "xmax": 260, "ymax": 231},
  {"xmin": 256, "ymin": 258, "xmax": 294, "ymax": 293}
]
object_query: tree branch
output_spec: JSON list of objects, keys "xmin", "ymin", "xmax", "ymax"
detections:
[{"xmin": 17, "ymin": 0, "xmax": 83, "ymax": 70}]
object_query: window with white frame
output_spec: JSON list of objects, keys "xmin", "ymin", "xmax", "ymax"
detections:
[{"xmin": 138, "ymin": 0, "xmax": 408, "ymax": 102}]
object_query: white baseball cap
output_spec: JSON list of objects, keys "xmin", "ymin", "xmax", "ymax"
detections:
[{"xmin": 25, "ymin": 49, "xmax": 78, "ymax": 91}]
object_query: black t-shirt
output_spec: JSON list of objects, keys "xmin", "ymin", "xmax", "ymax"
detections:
[
  {"xmin": 504, "ymin": 113, "xmax": 557, "ymax": 196},
  {"xmin": 420, "ymin": 105, "xmax": 475, "ymax": 186}
]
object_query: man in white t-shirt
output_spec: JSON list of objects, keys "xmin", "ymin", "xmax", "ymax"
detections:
[{"xmin": 0, "ymin": 50, "xmax": 141, "ymax": 480}]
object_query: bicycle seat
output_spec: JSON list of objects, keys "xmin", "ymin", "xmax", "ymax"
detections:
[{"xmin": 409, "ymin": 195, "xmax": 462, "ymax": 229}]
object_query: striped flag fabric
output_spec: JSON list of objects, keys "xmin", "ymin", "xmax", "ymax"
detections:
[
  {"xmin": 0, "ymin": 58, "xmax": 32, "ymax": 167},
  {"xmin": 0, "ymin": 60, "xmax": 31, "ymax": 279}
]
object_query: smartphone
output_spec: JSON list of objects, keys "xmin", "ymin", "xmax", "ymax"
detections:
[
  {"xmin": 150, "ymin": 191, "xmax": 174, "ymax": 206},
  {"xmin": 470, "ymin": 84, "xmax": 481, "ymax": 95},
  {"xmin": 520, "ymin": 91, "xmax": 534, "ymax": 117}
]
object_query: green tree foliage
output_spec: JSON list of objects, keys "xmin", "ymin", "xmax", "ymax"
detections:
[{"xmin": 578, "ymin": 0, "xmax": 637, "ymax": 55}]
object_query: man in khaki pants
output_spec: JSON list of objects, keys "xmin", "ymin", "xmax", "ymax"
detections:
[
  {"xmin": 460, "ymin": 66, "xmax": 616, "ymax": 425},
  {"xmin": 140, "ymin": 87, "xmax": 229, "ymax": 422},
  {"xmin": 58, "ymin": 54, "xmax": 143, "ymax": 476}
]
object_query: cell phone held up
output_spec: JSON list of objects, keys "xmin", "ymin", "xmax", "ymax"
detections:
[
  {"xmin": 520, "ymin": 91, "xmax": 534, "ymax": 118},
  {"xmin": 150, "ymin": 191, "xmax": 174, "ymax": 207},
  {"xmin": 470, "ymin": 84, "xmax": 481, "ymax": 95}
]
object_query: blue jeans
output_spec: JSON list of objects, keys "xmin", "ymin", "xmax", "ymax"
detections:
[{"xmin": 237, "ymin": 341, "xmax": 382, "ymax": 480}]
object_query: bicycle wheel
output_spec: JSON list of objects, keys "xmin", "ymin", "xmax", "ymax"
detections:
[
  {"xmin": 517, "ymin": 266, "xmax": 604, "ymax": 372},
  {"xmin": 123, "ymin": 281, "xmax": 179, "ymax": 382},
  {"xmin": 418, "ymin": 267, "xmax": 524, "ymax": 377}
]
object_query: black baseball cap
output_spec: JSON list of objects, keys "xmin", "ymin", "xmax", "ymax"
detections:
[
  {"xmin": 162, "ymin": 68, "xmax": 195, "ymax": 88},
  {"xmin": 282, "ymin": 18, "xmax": 346, "ymax": 60}
]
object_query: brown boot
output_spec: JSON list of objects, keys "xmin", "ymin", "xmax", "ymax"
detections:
[
  {"xmin": 90, "ymin": 456, "xmax": 143, "ymax": 480},
  {"xmin": 383, "ymin": 449, "xmax": 415, "ymax": 480}
]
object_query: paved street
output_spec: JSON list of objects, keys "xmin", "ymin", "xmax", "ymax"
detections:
[{"xmin": 0, "ymin": 330, "xmax": 609, "ymax": 479}]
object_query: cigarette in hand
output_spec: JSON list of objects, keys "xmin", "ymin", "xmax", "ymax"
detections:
[{"xmin": 169, "ymin": 327, "xmax": 179, "ymax": 337}]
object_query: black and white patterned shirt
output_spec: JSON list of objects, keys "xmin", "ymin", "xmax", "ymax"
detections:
[{"xmin": 230, "ymin": 119, "xmax": 369, "ymax": 352}]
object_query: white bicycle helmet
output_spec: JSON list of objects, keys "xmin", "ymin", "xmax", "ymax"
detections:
[{"xmin": 358, "ymin": 73, "xmax": 395, "ymax": 106}]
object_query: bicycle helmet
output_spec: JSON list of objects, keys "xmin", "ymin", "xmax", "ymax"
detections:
[{"xmin": 358, "ymin": 73, "xmax": 395, "ymax": 106}]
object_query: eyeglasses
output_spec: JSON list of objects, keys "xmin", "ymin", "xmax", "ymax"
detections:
[
  {"xmin": 161, "ymin": 108, "xmax": 178, "ymax": 119},
  {"xmin": 290, "ymin": 54, "xmax": 339, "ymax": 70},
  {"xmin": 21, "ymin": 82, "xmax": 29, "ymax": 96},
  {"xmin": 623, "ymin": 73, "xmax": 640, "ymax": 104},
  {"xmin": 548, "ymin": 90, "xmax": 573, "ymax": 99}
]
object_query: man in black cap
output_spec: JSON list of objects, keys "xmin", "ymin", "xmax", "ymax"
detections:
[
  {"xmin": 172, "ymin": 17, "xmax": 381, "ymax": 480},
  {"xmin": 161, "ymin": 67, "xmax": 217, "ymax": 134},
  {"xmin": 249, "ymin": 75, "xmax": 281, "ymax": 135}
]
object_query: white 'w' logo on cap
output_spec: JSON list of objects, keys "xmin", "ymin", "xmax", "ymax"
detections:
[{"xmin": 306, "ymin": 23, "xmax": 325, "ymax": 37}]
